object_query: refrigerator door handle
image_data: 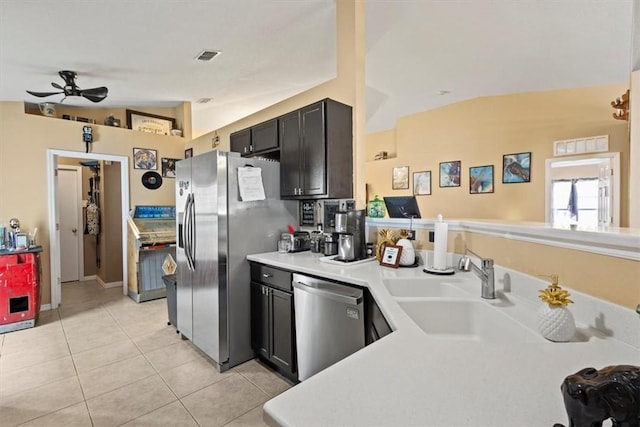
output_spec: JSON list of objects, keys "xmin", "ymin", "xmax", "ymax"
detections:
[
  {"xmin": 185, "ymin": 193, "xmax": 195, "ymax": 271},
  {"xmin": 189, "ymin": 193, "xmax": 196, "ymax": 269},
  {"xmin": 182, "ymin": 194, "xmax": 191, "ymax": 269}
]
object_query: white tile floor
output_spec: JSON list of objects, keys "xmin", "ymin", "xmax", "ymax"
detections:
[{"xmin": 0, "ymin": 280, "xmax": 293, "ymax": 426}]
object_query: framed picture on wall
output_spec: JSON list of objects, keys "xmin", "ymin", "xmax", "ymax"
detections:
[
  {"xmin": 439, "ymin": 161, "xmax": 461, "ymax": 187},
  {"xmin": 469, "ymin": 165, "xmax": 494, "ymax": 194},
  {"xmin": 184, "ymin": 148, "xmax": 193, "ymax": 158},
  {"xmin": 502, "ymin": 152, "xmax": 531, "ymax": 183},
  {"xmin": 161, "ymin": 158, "xmax": 178, "ymax": 178},
  {"xmin": 392, "ymin": 166, "xmax": 410, "ymax": 190},
  {"xmin": 133, "ymin": 148, "xmax": 157, "ymax": 170},
  {"xmin": 126, "ymin": 110, "xmax": 175, "ymax": 135},
  {"xmin": 413, "ymin": 171, "xmax": 431, "ymax": 195}
]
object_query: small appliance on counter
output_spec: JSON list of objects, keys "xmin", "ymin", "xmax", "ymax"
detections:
[
  {"xmin": 280, "ymin": 231, "xmax": 311, "ymax": 253},
  {"xmin": 332, "ymin": 209, "xmax": 367, "ymax": 262},
  {"xmin": 299, "ymin": 199, "xmax": 356, "ymax": 232},
  {"xmin": 323, "ymin": 233, "xmax": 338, "ymax": 256}
]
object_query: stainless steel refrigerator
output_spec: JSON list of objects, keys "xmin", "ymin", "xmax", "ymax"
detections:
[{"xmin": 176, "ymin": 150, "xmax": 297, "ymax": 371}]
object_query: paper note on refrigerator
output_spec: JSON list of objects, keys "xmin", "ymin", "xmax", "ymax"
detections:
[{"xmin": 237, "ymin": 167, "xmax": 266, "ymax": 201}]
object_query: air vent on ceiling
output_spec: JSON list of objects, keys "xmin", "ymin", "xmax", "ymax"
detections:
[
  {"xmin": 196, "ymin": 98, "xmax": 213, "ymax": 104},
  {"xmin": 195, "ymin": 50, "xmax": 221, "ymax": 61}
]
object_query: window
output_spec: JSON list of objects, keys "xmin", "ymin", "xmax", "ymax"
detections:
[{"xmin": 551, "ymin": 179, "xmax": 599, "ymax": 230}]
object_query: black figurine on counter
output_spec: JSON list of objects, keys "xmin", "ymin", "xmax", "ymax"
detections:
[{"xmin": 554, "ymin": 365, "xmax": 640, "ymax": 427}]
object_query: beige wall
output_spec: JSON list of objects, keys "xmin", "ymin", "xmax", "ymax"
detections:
[
  {"xmin": 365, "ymin": 84, "xmax": 630, "ymax": 225},
  {"xmin": 0, "ymin": 102, "xmax": 185, "ymax": 305}
]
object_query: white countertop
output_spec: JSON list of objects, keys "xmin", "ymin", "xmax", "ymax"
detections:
[{"xmin": 247, "ymin": 251, "xmax": 640, "ymax": 427}]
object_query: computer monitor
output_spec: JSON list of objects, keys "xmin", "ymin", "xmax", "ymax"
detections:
[{"xmin": 383, "ymin": 196, "xmax": 421, "ymax": 219}]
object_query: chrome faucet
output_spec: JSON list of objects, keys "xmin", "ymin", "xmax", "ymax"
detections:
[{"xmin": 458, "ymin": 249, "xmax": 495, "ymax": 299}]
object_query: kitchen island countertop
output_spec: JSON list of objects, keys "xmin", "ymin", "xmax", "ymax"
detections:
[{"xmin": 246, "ymin": 251, "xmax": 639, "ymax": 427}]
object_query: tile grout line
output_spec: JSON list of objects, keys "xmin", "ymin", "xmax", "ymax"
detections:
[
  {"xmin": 11, "ymin": 307, "xmax": 94, "ymax": 427},
  {"xmin": 107, "ymin": 304, "xmax": 203, "ymax": 426},
  {"xmin": 57, "ymin": 304, "xmax": 96, "ymax": 427},
  {"xmin": 57, "ymin": 293, "xmax": 98, "ymax": 427},
  {"xmin": 59, "ymin": 283, "xmax": 133, "ymax": 427}
]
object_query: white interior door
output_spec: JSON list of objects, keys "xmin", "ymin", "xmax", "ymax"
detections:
[{"xmin": 58, "ymin": 167, "xmax": 82, "ymax": 282}]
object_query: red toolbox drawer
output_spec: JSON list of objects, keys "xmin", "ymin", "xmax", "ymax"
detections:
[{"xmin": 0, "ymin": 253, "xmax": 37, "ymax": 287}]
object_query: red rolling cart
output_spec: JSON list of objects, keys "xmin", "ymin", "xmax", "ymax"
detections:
[{"xmin": 0, "ymin": 248, "xmax": 42, "ymax": 333}]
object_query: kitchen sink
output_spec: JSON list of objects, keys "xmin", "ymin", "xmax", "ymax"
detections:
[
  {"xmin": 383, "ymin": 278, "xmax": 471, "ymax": 298},
  {"xmin": 397, "ymin": 299, "xmax": 541, "ymax": 343}
]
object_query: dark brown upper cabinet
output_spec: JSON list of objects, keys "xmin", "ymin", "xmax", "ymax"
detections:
[
  {"xmin": 279, "ymin": 99, "xmax": 353, "ymax": 199},
  {"xmin": 230, "ymin": 118, "xmax": 279, "ymax": 158},
  {"xmin": 251, "ymin": 119, "xmax": 279, "ymax": 153},
  {"xmin": 230, "ymin": 128, "xmax": 252, "ymax": 156}
]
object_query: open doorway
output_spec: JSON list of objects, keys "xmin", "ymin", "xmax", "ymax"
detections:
[
  {"xmin": 47, "ymin": 149, "xmax": 130, "ymax": 309},
  {"xmin": 545, "ymin": 152, "xmax": 620, "ymax": 230}
]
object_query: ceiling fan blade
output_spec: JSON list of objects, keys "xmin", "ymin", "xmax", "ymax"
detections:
[
  {"xmin": 51, "ymin": 82, "xmax": 64, "ymax": 90},
  {"xmin": 26, "ymin": 90, "xmax": 63, "ymax": 98},
  {"xmin": 79, "ymin": 86, "xmax": 108, "ymax": 103}
]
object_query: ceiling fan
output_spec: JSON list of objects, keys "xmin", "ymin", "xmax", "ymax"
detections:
[{"xmin": 26, "ymin": 70, "xmax": 108, "ymax": 103}]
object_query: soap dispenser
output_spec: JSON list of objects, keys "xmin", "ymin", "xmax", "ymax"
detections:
[{"xmin": 537, "ymin": 274, "xmax": 576, "ymax": 342}]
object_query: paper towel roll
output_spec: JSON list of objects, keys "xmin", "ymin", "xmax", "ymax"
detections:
[{"xmin": 433, "ymin": 216, "xmax": 448, "ymax": 270}]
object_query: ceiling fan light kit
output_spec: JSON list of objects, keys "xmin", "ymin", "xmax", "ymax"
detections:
[{"xmin": 26, "ymin": 70, "xmax": 108, "ymax": 103}]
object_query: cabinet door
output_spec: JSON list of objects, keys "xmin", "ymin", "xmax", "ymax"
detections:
[
  {"xmin": 250, "ymin": 282, "xmax": 270, "ymax": 360},
  {"xmin": 270, "ymin": 288, "xmax": 295, "ymax": 373},
  {"xmin": 279, "ymin": 110, "xmax": 302, "ymax": 197},
  {"xmin": 230, "ymin": 128, "xmax": 251, "ymax": 156},
  {"xmin": 251, "ymin": 119, "xmax": 278, "ymax": 153},
  {"xmin": 300, "ymin": 102, "xmax": 326, "ymax": 196}
]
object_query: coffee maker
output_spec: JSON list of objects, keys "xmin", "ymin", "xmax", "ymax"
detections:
[{"xmin": 335, "ymin": 209, "xmax": 366, "ymax": 261}]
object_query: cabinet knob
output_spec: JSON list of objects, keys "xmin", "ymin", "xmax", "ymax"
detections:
[{"xmin": 263, "ymin": 273, "xmax": 272, "ymax": 278}]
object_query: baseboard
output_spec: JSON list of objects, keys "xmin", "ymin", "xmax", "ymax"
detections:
[
  {"xmin": 83, "ymin": 275, "xmax": 97, "ymax": 281},
  {"xmin": 40, "ymin": 304, "xmax": 52, "ymax": 311},
  {"xmin": 96, "ymin": 276, "xmax": 123, "ymax": 289}
]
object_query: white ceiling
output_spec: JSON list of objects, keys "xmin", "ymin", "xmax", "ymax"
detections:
[{"xmin": 0, "ymin": 1, "xmax": 634, "ymax": 136}]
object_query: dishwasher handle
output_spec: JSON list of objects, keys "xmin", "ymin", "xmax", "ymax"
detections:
[{"xmin": 293, "ymin": 280, "xmax": 362, "ymax": 306}]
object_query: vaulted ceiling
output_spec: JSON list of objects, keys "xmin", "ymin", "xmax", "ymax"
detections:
[{"xmin": 0, "ymin": 1, "xmax": 633, "ymax": 136}]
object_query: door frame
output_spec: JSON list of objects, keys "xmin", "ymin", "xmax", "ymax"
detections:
[
  {"xmin": 47, "ymin": 149, "xmax": 130, "ymax": 309},
  {"xmin": 57, "ymin": 165, "xmax": 84, "ymax": 282}
]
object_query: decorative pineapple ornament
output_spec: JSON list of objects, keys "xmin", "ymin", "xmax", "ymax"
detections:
[
  {"xmin": 537, "ymin": 274, "xmax": 576, "ymax": 342},
  {"xmin": 396, "ymin": 229, "xmax": 416, "ymax": 266},
  {"xmin": 375, "ymin": 229, "xmax": 396, "ymax": 262}
]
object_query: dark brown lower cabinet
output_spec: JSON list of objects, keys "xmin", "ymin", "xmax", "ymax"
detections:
[{"xmin": 250, "ymin": 263, "xmax": 297, "ymax": 381}]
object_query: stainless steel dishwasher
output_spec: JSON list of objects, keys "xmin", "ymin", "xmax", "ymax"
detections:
[{"xmin": 293, "ymin": 273, "xmax": 365, "ymax": 381}]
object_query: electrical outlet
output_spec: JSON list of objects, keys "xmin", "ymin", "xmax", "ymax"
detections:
[
  {"xmin": 409, "ymin": 230, "xmax": 416, "ymax": 240},
  {"xmin": 428, "ymin": 231, "xmax": 435, "ymax": 242}
]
